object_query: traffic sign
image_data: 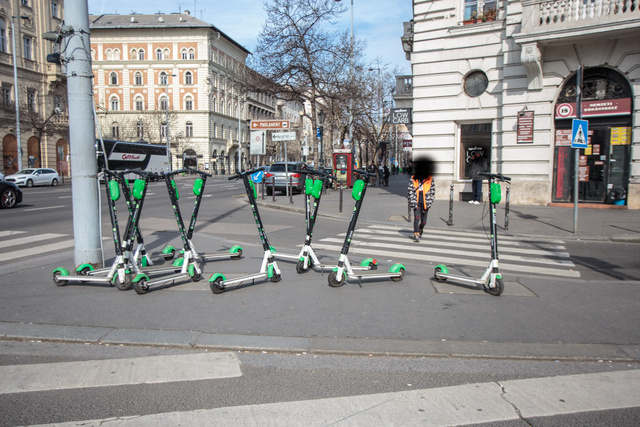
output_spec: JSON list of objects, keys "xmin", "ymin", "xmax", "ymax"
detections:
[
  {"xmin": 272, "ymin": 131, "xmax": 296, "ymax": 141},
  {"xmin": 251, "ymin": 170, "xmax": 264, "ymax": 183},
  {"xmin": 250, "ymin": 131, "xmax": 265, "ymax": 155},
  {"xmin": 250, "ymin": 120, "xmax": 290, "ymax": 130},
  {"xmin": 571, "ymin": 119, "xmax": 589, "ymax": 148}
]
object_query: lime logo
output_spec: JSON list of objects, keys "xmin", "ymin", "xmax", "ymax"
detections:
[{"xmin": 557, "ymin": 103, "xmax": 573, "ymax": 118}]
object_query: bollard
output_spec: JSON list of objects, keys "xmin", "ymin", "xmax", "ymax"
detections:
[
  {"xmin": 271, "ymin": 176, "xmax": 276, "ymax": 202},
  {"xmin": 339, "ymin": 184, "xmax": 343, "ymax": 213},
  {"xmin": 446, "ymin": 183, "xmax": 454, "ymax": 226},
  {"xmin": 504, "ymin": 185, "xmax": 510, "ymax": 230},
  {"xmin": 261, "ymin": 178, "xmax": 265, "ymax": 200},
  {"xmin": 289, "ymin": 175, "xmax": 294, "ymax": 204}
]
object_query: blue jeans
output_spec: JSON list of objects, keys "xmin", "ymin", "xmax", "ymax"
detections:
[{"xmin": 472, "ymin": 179, "xmax": 483, "ymax": 202}]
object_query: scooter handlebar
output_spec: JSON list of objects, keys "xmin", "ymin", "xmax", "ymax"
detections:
[
  {"xmin": 228, "ymin": 167, "xmax": 265, "ymax": 181},
  {"xmin": 354, "ymin": 169, "xmax": 375, "ymax": 178},
  {"xmin": 162, "ymin": 168, "xmax": 188, "ymax": 178},
  {"xmin": 479, "ymin": 172, "xmax": 511, "ymax": 182},
  {"xmin": 301, "ymin": 166, "xmax": 336, "ymax": 180},
  {"xmin": 184, "ymin": 167, "xmax": 212, "ymax": 178}
]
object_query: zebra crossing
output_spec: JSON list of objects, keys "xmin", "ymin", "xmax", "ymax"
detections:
[
  {"xmin": 313, "ymin": 224, "xmax": 580, "ymax": 278},
  {"xmin": 0, "ymin": 230, "xmax": 74, "ymax": 265}
]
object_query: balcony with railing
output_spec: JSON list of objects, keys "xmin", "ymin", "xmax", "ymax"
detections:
[{"xmin": 516, "ymin": 0, "xmax": 640, "ymax": 44}]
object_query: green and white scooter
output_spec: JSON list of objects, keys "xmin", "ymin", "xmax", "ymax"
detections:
[
  {"xmin": 328, "ymin": 169, "xmax": 405, "ymax": 287},
  {"xmin": 52, "ymin": 169, "xmax": 140, "ymax": 289},
  {"xmin": 159, "ymin": 168, "xmax": 243, "ymax": 264},
  {"xmin": 208, "ymin": 168, "xmax": 282, "ymax": 293},
  {"xmin": 275, "ymin": 166, "xmax": 377, "ymax": 274},
  {"xmin": 433, "ymin": 172, "xmax": 511, "ymax": 296}
]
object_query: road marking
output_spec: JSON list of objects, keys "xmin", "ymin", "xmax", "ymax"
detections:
[
  {"xmin": 24, "ymin": 205, "xmax": 65, "ymax": 212},
  {"xmin": 0, "ymin": 233, "xmax": 67, "ymax": 249},
  {"xmin": 0, "ymin": 352, "xmax": 241, "ymax": 394},
  {"xmin": 31, "ymin": 369, "xmax": 640, "ymax": 426},
  {"xmin": 0, "ymin": 231, "xmax": 26, "ymax": 238},
  {"xmin": 1, "ymin": 239, "xmax": 75, "ymax": 262}
]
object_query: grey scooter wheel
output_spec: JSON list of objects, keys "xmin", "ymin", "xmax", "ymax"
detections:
[
  {"xmin": 485, "ymin": 278, "xmax": 504, "ymax": 296},
  {"xmin": 433, "ymin": 266, "xmax": 447, "ymax": 283},
  {"xmin": 133, "ymin": 278, "xmax": 149, "ymax": 294},
  {"xmin": 209, "ymin": 277, "xmax": 225, "ymax": 294},
  {"xmin": 328, "ymin": 270, "xmax": 345, "ymax": 287}
]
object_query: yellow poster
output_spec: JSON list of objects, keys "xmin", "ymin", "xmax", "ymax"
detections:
[{"xmin": 611, "ymin": 127, "xmax": 631, "ymax": 145}]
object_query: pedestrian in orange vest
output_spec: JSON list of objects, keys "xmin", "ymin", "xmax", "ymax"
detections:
[{"xmin": 407, "ymin": 158, "xmax": 436, "ymax": 242}]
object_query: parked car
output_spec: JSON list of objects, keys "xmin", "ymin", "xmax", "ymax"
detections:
[
  {"xmin": 4, "ymin": 168, "xmax": 60, "ymax": 187},
  {"xmin": 0, "ymin": 171, "xmax": 4, "ymax": 180},
  {"xmin": 265, "ymin": 162, "xmax": 306, "ymax": 195},
  {"xmin": 0, "ymin": 180, "xmax": 23, "ymax": 208}
]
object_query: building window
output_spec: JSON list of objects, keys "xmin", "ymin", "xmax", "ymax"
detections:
[
  {"xmin": 134, "ymin": 96, "xmax": 144, "ymax": 110},
  {"xmin": 160, "ymin": 122, "xmax": 167, "ymax": 138},
  {"xmin": 159, "ymin": 71, "xmax": 168, "ymax": 85},
  {"xmin": 137, "ymin": 122, "xmax": 144, "ymax": 139},
  {"xmin": 159, "ymin": 95, "xmax": 168, "ymax": 110},
  {"xmin": 0, "ymin": 19, "xmax": 6, "ymax": 53},
  {"xmin": 463, "ymin": 70, "xmax": 488, "ymax": 97},
  {"xmin": 181, "ymin": 49, "xmax": 187, "ymax": 60},
  {"xmin": 464, "ymin": 0, "xmax": 497, "ymax": 21},
  {"xmin": 21, "ymin": 0, "xmax": 29, "ymax": 6},
  {"xmin": 189, "ymin": 48, "xmax": 195, "ymax": 59},
  {"xmin": 26, "ymin": 89, "xmax": 36, "ymax": 112},
  {"xmin": 185, "ymin": 71, "xmax": 193, "ymax": 85},
  {"xmin": 51, "ymin": 1, "xmax": 60, "ymax": 17},
  {"xmin": 138, "ymin": 49, "xmax": 145, "ymax": 61},
  {"xmin": 113, "ymin": 49, "xmax": 120, "ymax": 60},
  {"xmin": 109, "ymin": 72, "xmax": 118, "ymax": 85},
  {"xmin": 2, "ymin": 84, "xmax": 12, "ymax": 106},
  {"xmin": 460, "ymin": 123, "xmax": 492, "ymax": 180},
  {"xmin": 134, "ymin": 72, "xmax": 143, "ymax": 85},
  {"xmin": 184, "ymin": 95, "xmax": 193, "ymax": 111},
  {"xmin": 130, "ymin": 49, "xmax": 137, "ymax": 60},
  {"xmin": 54, "ymin": 95, "xmax": 62, "ymax": 110},
  {"xmin": 186, "ymin": 121, "xmax": 193, "ymax": 137},
  {"xmin": 23, "ymin": 37, "xmax": 32, "ymax": 60},
  {"xmin": 156, "ymin": 48, "xmax": 163, "ymax": 60},
  {"xmin": 111, "ymin": 122, "xmax": 120, "ymax": 139},
  {"xmin": 110, "ymin": 96, "xmax": 119, "ymax": 111},
  {"xmin": 212, "ymin": 97, "xmax": 216, "ymax": 112}
]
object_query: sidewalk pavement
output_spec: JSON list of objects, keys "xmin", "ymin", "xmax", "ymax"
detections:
[{"xmin": 249, "ymin": 174, "xmax": 640, "ymax": 243}]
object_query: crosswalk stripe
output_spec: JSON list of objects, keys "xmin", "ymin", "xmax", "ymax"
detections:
[
  {"xmin": 0, "ymin": 233, "xmax": 67, "ymax": 250},
  {"xmin": 0, "ymin": 352, "xmax": 241, "ymax": 394},
  {"xmin": 319, "ymin": 238, "xmax": 573, "ymax": 267},
  {"xmin": 312, "ymin": 243, "xmax": 580, "ymax": 278},
  {"xmin": 0, "ymin": 231, "xmax": 26, "ymax": 238},
  {"xmin": 1, "ymin": 240, "xmax": 75, "ymax": 262},
  {"xmin": 347, "ymin": 231, "xmax": 570, "ymax": 257}
]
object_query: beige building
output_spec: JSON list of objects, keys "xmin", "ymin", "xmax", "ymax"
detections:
[
  {"xmin": 0, "ymin": 0, "xmax": 68, "ymax": 176},
  {"xmin": 405, "ymin": 0, "xmax": 639, "ymax": 208},
  {"xmin": 89, "ymin": 12, "xmax": 251, "ymax": 174}
]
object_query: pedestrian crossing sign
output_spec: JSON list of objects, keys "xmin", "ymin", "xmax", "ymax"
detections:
[{"xmin": 571, "ymin": 119, "xmax": 589, "ymax": 149}]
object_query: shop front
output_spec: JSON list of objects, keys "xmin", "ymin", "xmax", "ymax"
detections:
[{"xmin": 552, "ymin": 68, "xmax": 633, "ymax": 205}]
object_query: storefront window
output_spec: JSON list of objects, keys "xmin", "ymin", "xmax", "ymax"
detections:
[{"xmin": 460, "ymin": 123, "xmax": 491, "ymax": 180}]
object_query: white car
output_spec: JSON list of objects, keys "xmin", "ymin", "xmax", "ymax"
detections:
[{"xmin": 5, "ymin": 168, "xmax": 61, "ymax": 187}]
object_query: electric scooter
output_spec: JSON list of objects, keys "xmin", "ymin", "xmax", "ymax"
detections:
[
  {"xmin": 328, "ymin": 169, "xmax": 406, "ymax": 287},
  {"xmin": 433, "ymin": 172, "xmax": 512, "ymax": 296},
  {"xmin": 52, "ymin": 169, "xmax": 139, "ymax": 290},
  {"xmin": 208, "ymin": 167, "xmax": 282, "ymax": 293},
  {"xmin": 131, "ymin": 169, "xmax": 207, "ymax": 294},
  {"xmin": 161, "ymin": 168, "xmax": 243, "ymax": 263},
  {"xmin": 275, "ymin": 166, "xmax": 377, "ymax": 274}
]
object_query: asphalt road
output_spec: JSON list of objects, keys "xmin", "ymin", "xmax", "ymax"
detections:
[{"xmin": 1, "ymin": 177, "xmax": 640, "ymax": 426}]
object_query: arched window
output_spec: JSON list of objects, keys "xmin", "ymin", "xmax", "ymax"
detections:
[
  {"xmin": 189, "ymin": 48, "xmax": 195, "ymax": 59},
  {"xmin": 156, "ymin": 48, "xmax": 163, "ymax": 60},
  {"xmin": 130, "ymin": 49, "xmax": 137, "ymax": 60},
  {"xmin": 113, "ymin": 49, "xmax": 121, "ymax": 60},
  {"xmin": 90, "ymin": 49, "xmax": 96, "ymax": 60},
  {"xmin": 138, "ymin": 49, "xmax": 145, "ymax": 61},
  {"xmin": 159, "ymin": 71, "xmax": 168, "ymax": 85},
  {"xmin": 163, "ymin": 48, "xmax": 170, "ymax": 59},
  {"xmin": 109, "ymin": 96, "xmax": 119, "ymax": 111},
  {"xmin": 134, "ymin": 95, "xmax": 144, "ymax": 111},
  {"xmin": 184, "ymin": 95, "xmax": 193, "ymax": 111},
  {"xmin": 159, "ymin": 95, "xmax": 168, "ymax": 110},
  {"xmin": 185, "ymin": 71, "xmax": 193, "ymax": 85},
  {"xmin": 134, "ymin": 72, "xmax": 143, "ymax": 85},
  {"xmin": 212, "ymin": 97, "xmax": 216, "ymax": 112},
  {"xmin": 186, "ymin": 121, "xmax": 193, "ymax": 137},
  {"xmin": 105, "ymin": 49, "xmax": 113, "ymax": 61},
  {"xmin": 109, "ymin": 72, "xmax": 118, "ymax": 85},
  {"xmin": 181, "ymin": 49, "xmax": 188, "ymax": 60}
]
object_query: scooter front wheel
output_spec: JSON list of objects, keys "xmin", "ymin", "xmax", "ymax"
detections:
[
  {"xmin": 485, "ymin": 278, "xmax": 504, "ymax": 296},
  {"xmin": 296, "ymin": 260, "xmax": 310, "ymax": 274},
  {"xmin": 115, "ymin": 273, "xmax": 133, "ymax": 291},
  {"xmin": 328, "ymin": 270, "xmax": 345, "ymax": 287},
  {"xmin": 209, "ymin": 277, "xmax": 225, "ymax": 294}
]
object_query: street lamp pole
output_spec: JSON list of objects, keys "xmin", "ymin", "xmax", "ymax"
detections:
[
  {"xmin": 164, "ymin": 74, "xmax": 176, "ymax": 171},
  {"xmin": 318, "ymin": 109, "xmax": 326, "ymax": 167},
  {"xmin": 11, "ymin": 15, "xmax": 28, "ymax": 171}
]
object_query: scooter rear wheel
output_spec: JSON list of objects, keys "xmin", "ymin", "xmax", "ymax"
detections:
[
  {"xmin": 53, "ymin": 271, "xmax": 66, "ymax": 286},
  {"xmin": 115, "ymin": 273, "xmax": 133, "ymax": 291},
  {"xmin": 485, "ymin": 278, "xmax": 504, "ymax": 296},
  {"xmin": 391, "ymin": 267, "xmax": 405, "ymax": 282},
  {"xmin": 209, "ymin": 277, "xmax": 225, "ymax": 294},
  {"xmin": 133, "ymin": 278, "xmax": 149, "ymax": 294},
  {"xmin": 433, "ymin": 267, "xmax": 447, "ymax": 283},
  {"xmin": 232, "ymin": 249, "xmax": 243, "ymax": 260}
]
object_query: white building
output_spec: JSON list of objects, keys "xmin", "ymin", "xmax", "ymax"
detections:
[
  {"xmin": 89, "ymin": 12, "xmax": 250, "ymax": 174},
  {"xmin": 406, "ymin": 0, "xmax": 639, "ymax": 208}
]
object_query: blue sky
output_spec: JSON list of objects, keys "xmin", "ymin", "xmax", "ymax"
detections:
[{"xmin": 87, "ymin": 0, "xmax": 412, "ymax": 74}]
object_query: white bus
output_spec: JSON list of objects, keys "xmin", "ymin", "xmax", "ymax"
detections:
[{"xmin": 97, "ymin": 139, "xmax": 169, "ymax": 180}]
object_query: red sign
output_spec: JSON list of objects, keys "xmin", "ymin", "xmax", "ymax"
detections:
[
  {"xmin": 555, "ymin": 98, "xmax": 631, "ymax": 119},
  {"xmin": 250, "ymin": 120, "xmax": 290, "ymax": 130}
]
